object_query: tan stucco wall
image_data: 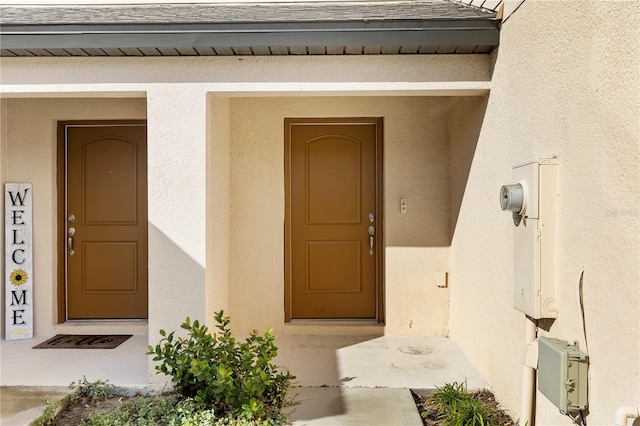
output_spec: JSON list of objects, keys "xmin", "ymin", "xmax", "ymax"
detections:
[
  {"xmin": 449, "ymin": 1, "xmax": 640, "ymax": 424},
  {"xmin": 0, "ymin": 99, "xmax": 7, "ymax": 334},
  {"xmin": 146, "ymin": 88, "xmax": 209, "ymax": 388},
  {"xmin": 447, "ymin": 97, "xmax": 487, "ymax": 240},
  {"xmin": 0, "ymin": 98, "xmax": 148, "ymax": 336},
  {"xmin": 0, "ymin": 101, "xmax": 7, "ymax": 184},
  {"xmin": 207, "ymin": 96, "xmax": 231, "ymax": 317},
  {"xmin": 0, "ymin": 56, "xmax": 490, "ymax": 96},
  {"xmin": 225, "ymin": 97, "xmax": 456, "ymax": 336}
]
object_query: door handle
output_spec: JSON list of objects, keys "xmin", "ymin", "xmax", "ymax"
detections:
[
  {"xmin": 68, "ymin": 227, "xmax": 75, "ymax": 256},
  {"xmin": 368, "ymin": 225, "xmax": 375, "ymax": 255}
]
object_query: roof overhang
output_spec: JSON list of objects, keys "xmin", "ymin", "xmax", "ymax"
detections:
[{"xmin": 0, "ymin": 1, "xmax": 500, "ymax": 57}]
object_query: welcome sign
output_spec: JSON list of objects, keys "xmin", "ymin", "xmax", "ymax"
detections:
[{"xmin": 5, "ymin": 183, "xmax": 33, "ymax": 340}]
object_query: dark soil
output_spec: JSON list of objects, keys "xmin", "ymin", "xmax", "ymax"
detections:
[
  {"xmin": 50, "ymin": 394, "xmax": 170, "ymax": 426},
  {"xmin": 51, "ymin": 395, "xmax": 124, "ymax": 425}
]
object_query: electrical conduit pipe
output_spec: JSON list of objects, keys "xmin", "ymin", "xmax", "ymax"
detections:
[
  {"xmin": 616, "ymin": 406, "xmax": 640, "ymax": 426},
  {"xmin": 520, "ymin": 317, "xmax": 537, "ymax": 426}
]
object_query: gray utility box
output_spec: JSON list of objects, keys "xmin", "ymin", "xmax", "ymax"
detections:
[{"xmin": 538, "ymin": 336, "xmax": 588, "ymax": 412}]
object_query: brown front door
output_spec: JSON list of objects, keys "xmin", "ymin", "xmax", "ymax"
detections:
[
  {"xmin": 285, "ymin": 118, "xmax": 383, "ymax": 321},
  {"xmin": 60, "ymin": 122, "xmax": 148, "ymax": 320}
]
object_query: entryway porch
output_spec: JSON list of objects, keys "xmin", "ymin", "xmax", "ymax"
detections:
[{"xmin": 1, "ymin": 334, "xmax": 487, "ymax": 425}]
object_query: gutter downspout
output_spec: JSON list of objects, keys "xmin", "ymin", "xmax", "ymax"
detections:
[
  {"xmin": 520, "ymin": 316, "xmax": 537, "ymax": 426},
  {"xmin": 615, "ymin": 406, "xmax": 640, "ymax": 426}
]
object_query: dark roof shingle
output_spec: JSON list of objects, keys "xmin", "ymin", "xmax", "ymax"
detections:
[
  {"xmin": 0, "ymin": 1, "xmax": 500, "ymax": 57},
  {"xmin": 0, "ymin": 1, "xmax": 495, "ymax": 25}
]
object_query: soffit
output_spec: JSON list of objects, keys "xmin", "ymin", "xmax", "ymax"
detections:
[{"xmin": 0, "ymin": 1, "xmax": 500, "ymax": 57}]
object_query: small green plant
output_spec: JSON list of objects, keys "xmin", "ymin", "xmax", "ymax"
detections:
[
  {"xmin": 428, "ymin": 381, "xmax": 469, "ymax": 417},
  {"xmin": 148, "ymin": 311, "xmax": 295, "ymax": 421},
  {"xmin": 33, "ymin": 398, "xmax": 59, "ymax": 426},
  {"xmin": 419, "ymin": 381, "xmax": 510, "ymax": 426},
  {"xmin": 449, "ymin": 396, "xmax": 498, "ymax": 426},
  {"xmin": 178, "ymin": 405, "xmax": 217, "ymax": 426},
  {"xmin": 69, "ymin": 376, "xmax": 111, "ymax": 405}
]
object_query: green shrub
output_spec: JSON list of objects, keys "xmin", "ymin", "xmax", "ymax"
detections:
[{"xmin": 148, "ymin": 311, "xmax": 295, "ymax": 421}]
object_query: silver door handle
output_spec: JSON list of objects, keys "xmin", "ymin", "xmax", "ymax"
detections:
[
  {"xmin": 68, "ymin": 227, "xmax": 75, "ymax": 256},
  {"xmin": 368, "ymin": 226, "xmax": 375, "ymax": 255}
]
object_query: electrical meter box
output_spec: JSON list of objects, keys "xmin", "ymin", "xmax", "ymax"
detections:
[
  {"xmin": 512, "ymin": 159, "xmax": 558, "ymax": 319},
  {"xmin": 538, "ymin": 336, "xmax": 588, "ymax": 412}
]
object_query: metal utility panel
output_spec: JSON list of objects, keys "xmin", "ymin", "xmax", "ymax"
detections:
[
  {"xmin": 512, "ymin": 159, "xmax": 558, "ymax": 319},
  {"xmin": 538, "ymin": 336, "xmax": 588, "ymax": 412}
]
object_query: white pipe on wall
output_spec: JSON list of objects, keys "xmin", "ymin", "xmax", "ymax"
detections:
[
  {"xmin": 520, "ymin": 317, "xmax": 538, "ymax": 426},
  {"xmin": 615, "ymin": 406, "xmax": 640, "ymax": 426}
]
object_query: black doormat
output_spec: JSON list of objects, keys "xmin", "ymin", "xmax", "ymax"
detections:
[{"xmin": 33, "ymin": 334, "xmax": 132, "ymax": 349}]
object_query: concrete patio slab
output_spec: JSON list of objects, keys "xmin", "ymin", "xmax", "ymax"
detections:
[
  {"xmin": 0, "ymin": 386, "xmax": 71, "ymax": 426},
  {"xmin": 286, "ymin": 387, "xmax": 423, "ymax": 425},
  {"xmin": 275, "ymin": 335, "xmax": 488, "ymax": 390},
  {"xmin": 0, "ymin": 335, "xmax": 148, "ymax": 387}
]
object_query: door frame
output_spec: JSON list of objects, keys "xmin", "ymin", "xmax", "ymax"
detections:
[
  {"xmin": 56, "ymin": 120, "xmax": 147, "ymax": 323},
  {"xmin": 284, "ymin": 117, "xmax": 385, "ymax": 323}
]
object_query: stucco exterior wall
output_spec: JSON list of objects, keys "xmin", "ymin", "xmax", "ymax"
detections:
[
  {"xmin": 449, "ymin": 1, "xmax": 640, "ymax": 424},
  {"xmin": 447, "ymin": 96, "xmax": 487, "ymax": 240},
  {"xmin": 146, "ymin": 88, "xmax": 209, "ymax": 388},
  {"xmin": 1, "ymin": 98, "xmax": 147, "ymax": 336},
  {"xmin": 206, "ymin": 96, "xmax": 231, "ymax": 319},
  {"xmin": 0, "ymin": 101, "xmax": 7, "ymax": 183},
  {"xmin": 0, "ymin": 99, "xmax": 7, "ymax": 334},
  {"xmin": 0, "ymin": 56, "xmax": 490, "ymax": 97},
  {"xmin": 226, "ymin": 97, "xmax": 455, "ymax": 336}
]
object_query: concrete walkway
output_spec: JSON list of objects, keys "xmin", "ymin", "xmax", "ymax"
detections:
[
  {"xmin": 1, "ymin": 334, "xmax": 487, "ymax": 425},
  {"xmin": 1, "ymin": 386, "xmax": 71, "ymax": 426}
]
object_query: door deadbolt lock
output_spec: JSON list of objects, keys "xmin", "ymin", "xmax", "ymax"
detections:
[{"xmin": 68, "ymin": 214, "xmax": 76, "ymax": 223}]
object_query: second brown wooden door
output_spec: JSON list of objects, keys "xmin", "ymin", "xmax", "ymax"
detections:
[{"xmin": 285, "ymin": 118, "xmax": 382, "ymax": 321}]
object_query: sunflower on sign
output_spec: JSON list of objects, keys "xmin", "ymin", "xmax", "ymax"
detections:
[{"xmin": 10, "ymin": 269, "xmax": 28, "ymax": 286}]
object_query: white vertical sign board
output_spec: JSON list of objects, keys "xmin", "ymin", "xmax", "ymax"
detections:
[{"xmin": 5, "ymin": 183, "xmax": 33, "ymax": 340}]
